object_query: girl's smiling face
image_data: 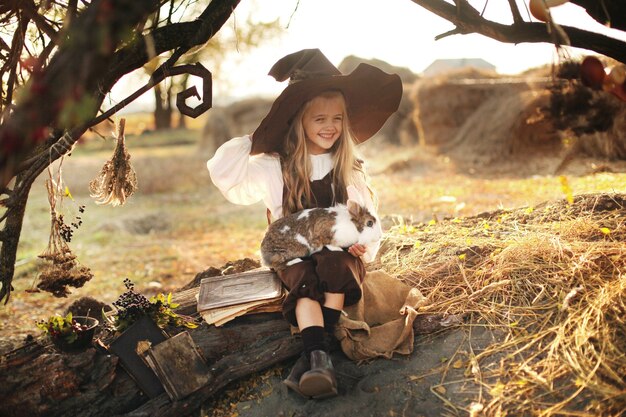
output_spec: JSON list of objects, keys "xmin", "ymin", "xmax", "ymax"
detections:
[{"xmin": 302, "ymin": 94, "xmax": 344, "ymax": 155}]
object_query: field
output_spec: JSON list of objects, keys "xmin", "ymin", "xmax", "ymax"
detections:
[
  {"xmin": 1, "ymin": 111, "xmax": 626, "ymax": 415},
  {"xmin": 1, "ymin": 114, "xmax": 625, "ymax": 342}
]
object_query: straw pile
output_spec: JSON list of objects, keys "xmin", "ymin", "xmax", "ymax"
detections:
[
  {"xmin": 411, "ymin": 68, "xmax": 510, "ymax": 148},
  {"xmin": 411, "ymin": 69, "xmax": 560, "ymax": 162},
  {"xmin": 379, "ymin": 193, "xmax": 625, "ymax": 416}
]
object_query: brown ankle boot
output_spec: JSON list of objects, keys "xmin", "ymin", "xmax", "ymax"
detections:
[
  {"xmin": 298, "ymin": 350, "xmax": 338, "ymax": 399},
  {"xmin": 282, "ymin": 354, "xmax": 310, "ymax": 398}
]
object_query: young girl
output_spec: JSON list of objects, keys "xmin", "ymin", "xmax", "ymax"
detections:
[{"xmin": 207, "ymin": 49, "xmax": 402, "ymax": 399}]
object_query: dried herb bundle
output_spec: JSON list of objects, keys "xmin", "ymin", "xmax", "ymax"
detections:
[
  {"xmin": 37, "ymin": 163, "xmax": 92, "ymax": 297},
  {"xmin": 89, "ymin": 118, "xmax": 137, "ymax": 206}
]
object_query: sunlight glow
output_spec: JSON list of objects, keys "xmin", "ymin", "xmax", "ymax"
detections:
[{"xmin": 112, "ymin": 0, "xmax": 626, "ymax": 110}]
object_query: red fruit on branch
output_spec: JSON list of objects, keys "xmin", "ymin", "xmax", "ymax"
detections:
[{"xmin": 580, "ymin": 56, "xmax": 606, "ymax": 90}]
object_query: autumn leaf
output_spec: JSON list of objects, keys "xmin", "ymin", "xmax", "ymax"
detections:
[
  {"xmin": 490, "ymin": 381, "xmax": 505, "ymax": 396},
  {"xmin": 64, "ymin": 186, "xmax": 74, "ymax": 200}
]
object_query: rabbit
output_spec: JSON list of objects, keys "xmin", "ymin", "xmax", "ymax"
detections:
[{"xmin": 260, "ymin": 185, "xmax": 382, "ymax": 271}]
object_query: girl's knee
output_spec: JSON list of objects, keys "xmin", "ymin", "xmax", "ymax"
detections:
[
  {"xmin": 323, "ymin": 292, "xmax": 345, "ymax": 310},
  {"xmin": 296, "ymin": 297, "xmax": 322, "ymax": 308}
]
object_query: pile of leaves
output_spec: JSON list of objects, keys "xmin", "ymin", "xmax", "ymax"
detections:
[{"xmin": 379, "ymin": 193, "xmax": 625, "ymax": 416}]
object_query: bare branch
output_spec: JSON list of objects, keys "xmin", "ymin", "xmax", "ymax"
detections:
[
  {"xmin": 507, "ymin": 0, "xmax": 523, "ymax": 24},
  {"xmin": 21, "ymin": 0, "xmax": 59, "ymax": 43},
  {"xmin": 570, "ymin": 0, "xmax": 626, "ymax": 31},
  {"xmin": 5, "ymin": 12, "xmax": 28, "ymax": 109},
  {"xmin": 435, "ymin": 27, "xmax": 464, "ymax": 40},
  {"xmin": 0, "ymin": 0, "xmax": 240, "ymax": 304},
  {"xmin": 1, "ymin": 0, "xmax": 241, "ymax": 190},
  {"xmin": 92, "ymin": 63, "xmax": 212, "ymax": 127},
  {"xmin": 410, "ymin": 0, "xmax": 626, "ymax": 63}
]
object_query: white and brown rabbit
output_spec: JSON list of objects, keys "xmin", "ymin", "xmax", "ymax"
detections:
[{"xmin": 260, "ymin": 186, "xmax": 382, "ymax": 271}]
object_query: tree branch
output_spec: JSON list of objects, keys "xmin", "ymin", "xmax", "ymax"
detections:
[
  {"xmin": 507, "ymin": 0, "xmax": 523, "ymax": 24},
  {"xmin": 5, "ymin": 12, "xmax": 28, "ymax": 110},
  {"xmin": 105, "ymin": 0, "xmax": 240, "ymax": 92},
  {"xmin": 410, "ymin": 0, "xmax": 626, "ymax": 63},
  {"xmin": 0, "ymin": 0, "xmax": 240, "ymax": 304},
  {"xmin": 21, "ymin": 0, "xmax": 59, "ymax": 44},
  {"xmin": 570, "ymin": 0, "xmax": 626, "ymax": 31},
  {"xmin": 0, "ymin": 0, "xmax": 241, "ymax": 190}
]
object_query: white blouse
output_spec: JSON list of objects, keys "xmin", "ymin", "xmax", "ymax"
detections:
[{"xmin": 207, "ymin": 135, "xmax": 380, "ymax": 262}]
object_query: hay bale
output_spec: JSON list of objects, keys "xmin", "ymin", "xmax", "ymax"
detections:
[
  {"xmin": 411, "ymin": 68, "xmax": 516, "ymax": 147},
  {"xmin": 444, "ymin": 89, "xmax": 560, "ymax": 164},
  {"xmin": 375, "ymin": 89, "xmax": 420, "ymax": 146},
  {"xmin": 200, "ymin": 97, "xmax": 272, "ymax": 156},
  {"xmin": 339, "ymin": 56, "xmax": 421, "ymax": 146},
  {"xmin": 226, "ymin": 97, "xmax": 273, "ymax": 137},
  {"xmin": 200, "ymin": 106, "xmax": 230, "ymax": 156}
]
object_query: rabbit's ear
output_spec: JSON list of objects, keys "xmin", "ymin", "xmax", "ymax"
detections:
[
  {"xmin": 347, "ymin": 199, "xmax": 361, "ymax": 217},
  {"xmin": 346, "ymin": 185, "xmax": 364, "ymax": 206}
]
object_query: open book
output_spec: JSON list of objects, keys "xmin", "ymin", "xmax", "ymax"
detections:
[{"xmin": 196, "ymin": 268, "xmax": 285, "ymax": 326}]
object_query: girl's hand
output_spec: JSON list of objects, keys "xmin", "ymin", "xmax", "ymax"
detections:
[{"xmin": 348, "ymin": 243, "xmax": 367, "ymax": 258}]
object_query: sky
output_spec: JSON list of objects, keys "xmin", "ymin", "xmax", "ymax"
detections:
[{"xmin": 112, "ymin": 0, "xmax": 626, "ymax": 111}]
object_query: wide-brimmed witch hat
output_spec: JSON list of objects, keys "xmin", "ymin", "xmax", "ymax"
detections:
[{"xmin": 251, "ymin": 49, "xmax": 403, "ymax": 155}]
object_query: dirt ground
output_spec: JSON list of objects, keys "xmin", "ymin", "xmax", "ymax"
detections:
[{"xmin": 201, "ymin": 324, "xmax": 502, "ymax": 417}]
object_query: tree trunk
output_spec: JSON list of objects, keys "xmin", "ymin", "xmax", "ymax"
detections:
[
  {"xmin": 177, "ymin": 113, "xmax": 187, "ymax": 129},
  {"xmin": 0, "ymin": 311, "xmax": 297, "ymax": 417},
  {"xmin": 177, "ymin": 73, "xmax": 191, "ymax": 129},
  {"xmin": 153, "ymin": 83, "xmax": 173, "ymax": 130}
]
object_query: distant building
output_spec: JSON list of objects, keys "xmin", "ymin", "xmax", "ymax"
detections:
[{"xmin": 422, "ymin": 58, "xmax": 496, "ymax": 77}]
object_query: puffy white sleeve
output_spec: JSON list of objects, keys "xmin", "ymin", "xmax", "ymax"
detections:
[
  {"xmin": 351, "ymin": 174, "xmax": 381, "ymax": 264},
  {"xmin": 206, "ymin": 135, "xmax": 282, "ymax": 209}
]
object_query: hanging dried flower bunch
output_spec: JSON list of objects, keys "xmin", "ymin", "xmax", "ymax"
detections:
[
  {"xmin": 89, "ymin": 118, "xmax": 137, "ymax": 206},
  {"xmin": 37, "ymin": 161, "xmax": 93, "ymax": 297}
]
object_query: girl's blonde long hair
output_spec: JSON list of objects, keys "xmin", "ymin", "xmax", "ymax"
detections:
[{"xmin": 280, "ymin": 90, "xmax": 370, "ymax": 216}]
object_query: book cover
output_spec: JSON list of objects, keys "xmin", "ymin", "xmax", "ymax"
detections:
[
  {"xmin": 108, "ymin": 316, "xmax": 168, "ymax": 398},
  {"xmin": 143, "ymin": 331, "xmax": 212, "ymax": 401},
  {"xmin": 197, "ymin": 268, "xmax": 282, "ymax": 311}
]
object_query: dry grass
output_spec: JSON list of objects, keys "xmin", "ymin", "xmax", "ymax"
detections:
[{"xmin": 379, "ymin": 194, "xmax": 626, "ymax": 416}]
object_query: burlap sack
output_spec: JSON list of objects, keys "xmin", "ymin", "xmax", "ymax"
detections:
[{"xmin": 335, "ymin": 270, "xmax": 428, "ymax": 361}]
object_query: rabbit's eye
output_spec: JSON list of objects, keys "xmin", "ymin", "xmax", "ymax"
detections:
[{"xmin": 366, "ymin": 220, "xmax": 374, "ymax": 227}]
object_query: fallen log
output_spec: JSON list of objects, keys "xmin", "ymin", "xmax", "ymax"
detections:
[
  {"xmin": 0, "ymin": 261, "xmax": 458, "ymax": 417},
  {"xmin": 0, "ymin": 310, "xmax": 298, "ymax": 417}
]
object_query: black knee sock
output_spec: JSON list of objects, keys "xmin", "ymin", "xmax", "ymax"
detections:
[
  {"xmin": 322, "ymin": 306, "xmax": 342, "ymax": 333},
  {"xmin": 300, "ymin": 326, "xmax": 326, "ymax": 357}
]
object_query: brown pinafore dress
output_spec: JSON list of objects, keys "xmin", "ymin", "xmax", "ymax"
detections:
[{"xmin": 275, "ymin": 170, "xmax": 366, "ymax": 327}]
